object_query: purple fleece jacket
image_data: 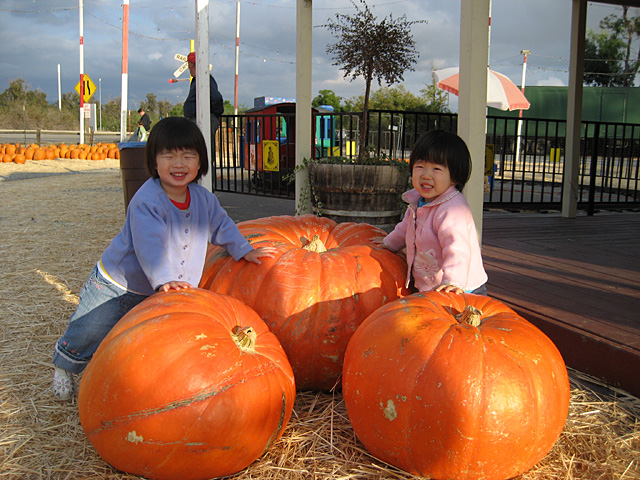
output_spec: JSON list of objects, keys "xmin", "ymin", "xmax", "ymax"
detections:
[{"xmin": 100, "ymin": 178, "xmax": 253, "ymax": 295}]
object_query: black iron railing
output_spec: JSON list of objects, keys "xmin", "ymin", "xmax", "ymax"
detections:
[{"xmin": 212, "ymin": 110, "xmax": 640, "ymax": 211}]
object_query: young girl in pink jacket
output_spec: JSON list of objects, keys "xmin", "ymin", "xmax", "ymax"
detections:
[{"xmin": 381, "ymin": 129, "xmax": 488, "ymax": 295}]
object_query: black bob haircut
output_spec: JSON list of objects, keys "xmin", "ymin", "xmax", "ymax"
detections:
[
  {"xmin": 145, "ymin": 116, "xmax": 209, "ymax": 182},
  {"xmin": 409, "ymin": 129, "xmax": 472, "ymax": 191}
]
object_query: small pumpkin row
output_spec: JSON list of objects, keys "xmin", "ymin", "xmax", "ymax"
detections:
[
  {"xmin": 78, "ymin": 215, "xmax": 570, "ymax": 480},
  {"xmin": 0, "ymin": 142, "xmax": 120, "ymax": 163}
]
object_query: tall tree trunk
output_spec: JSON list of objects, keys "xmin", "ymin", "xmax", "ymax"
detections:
[
  {"xmin": 622, "ymin": 7, "xmax": 633, "ymax": 86},
  {"xmin": 359, "ymin": 66, "xmax": 373, "ymax": 162}
]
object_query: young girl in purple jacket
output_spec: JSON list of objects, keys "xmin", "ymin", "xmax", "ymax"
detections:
[
  {"xmin": 381, "ymin": 129, "xmax": 488, "ymax": 295},
  {"xmin": 52, "ymin": 117, "xmax": 275, "ymax": 400}
]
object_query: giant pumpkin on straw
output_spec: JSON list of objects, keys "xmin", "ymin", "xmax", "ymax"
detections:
[
  {"xmin": 78, "ymin": 288, "xmax": 295, "ymax": 480},
  {"xmin": 342, "ymin": 291, "xmax": 570, "ymax": 480},
  {"xmin": 199, "ymin": 214, "xmax": 410, "ymax": 391}
]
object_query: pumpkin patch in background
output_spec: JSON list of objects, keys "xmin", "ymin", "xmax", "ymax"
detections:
[
  {"xmin": 199, "ymin": 214, "xmax": 410, "ymax": 391},
  {"xmin": 342, "ymin": 291, "xmax": 570, "ymax": 480},
  {"xmin": 78, "ymin": 288, "xmax": 295, "ymax": 480},
  {"xmin": 0, "ymin": 142, "xmax": 119, "ymax": 162}
]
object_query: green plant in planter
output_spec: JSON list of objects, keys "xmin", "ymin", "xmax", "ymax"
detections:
[
  {"xmin": 324, "ymin": 0, "xmax": 424, "ymax": 156},
  {"xmin": 283, "ymin": 0, "xmax": 421, "ymax": 228},
  {"xmin": 283, "ymin": 157, "xmax": 322, "ymax": 216}
]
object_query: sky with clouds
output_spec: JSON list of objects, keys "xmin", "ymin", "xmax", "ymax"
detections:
[{"xmin": 0, "ymin": 0, "xmax": 635, "ymax": 113}]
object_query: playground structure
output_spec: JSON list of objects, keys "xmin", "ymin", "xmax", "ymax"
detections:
[{"xmin": 240, "ymin": 97, "xmax": 353, "ymax": 174}]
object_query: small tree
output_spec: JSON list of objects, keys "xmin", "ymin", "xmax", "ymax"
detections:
[
  {"xmin": 143, "ymin": 93, "xmax": 158, "ymax": 113},
  {"xmin": 312, "ymin": 89, "xmax": 344, "ymax": 112},
  {"xmin": 368, "ymin": 85, "xmax": 423, "ymax": 111},
  {"xmin": 324, "ymin": 0, "xmax": 424, "ymax": 160},
  {"xmin": 420, "ymin": 68, "xmax": 451, "ymax": 113},
  {"xmin": 584, "ymin": 6, "xmax": 640, "ymax": 87}
]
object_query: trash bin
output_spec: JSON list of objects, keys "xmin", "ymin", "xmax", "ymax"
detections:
[{"xmin": 117, "ymin": 142, "xmax": 149, "ymax": 212}]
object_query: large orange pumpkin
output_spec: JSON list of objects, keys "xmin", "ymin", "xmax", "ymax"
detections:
[
  {"xmin": 78, "ymin": 288, "xmax": 296, "ymax": 480},
  {"xmin": 107, "ymin": 147, "xmax": 119, "ymax": 159},
  {"xmin": 342, "ymin": 291, "xmax": 570, "ymax": 480},
  {"xmin": 33, "ymin": 148, "xmax": 47, "ymax": 161},
  {"xmin": 199, "ymin": 214, "xmax": 410, "ymax": 391}
]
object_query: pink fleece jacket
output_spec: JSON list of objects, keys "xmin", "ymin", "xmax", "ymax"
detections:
[{"xmin": 383, "ymin": 185, "xmax": 488, "ymax": 292}]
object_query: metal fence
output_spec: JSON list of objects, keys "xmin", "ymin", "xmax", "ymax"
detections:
[
  {"xmin": 484, "ymin": 116, "xmax": 640, "ymax": 211},
  {"xmin": 209, "ymin": 110, "xmax": 640, "ymax": 211},
  {"xmin": 211, "ymin": 110, "xmax": 458, "ymax": 198}
]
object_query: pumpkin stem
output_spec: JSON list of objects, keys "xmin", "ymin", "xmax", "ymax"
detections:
[
  {"xmin": 301, "ymin": 234, "xmax": 327, "ymax": 253},
  {"xmin": 231, "ymin": 326, "xmax": 257, "ymax": 353},
  {"xmin": 456, "ymin": 305, "xmax": 483, "ymax": 327}
]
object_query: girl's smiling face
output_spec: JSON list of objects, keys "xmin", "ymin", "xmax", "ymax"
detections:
[
  {"xmin": 412, "ymin": 160, "xmax": 456, "ymax": 201},
  {"xmin": 155, "ymin": 148, "xmax": 200, "ymax": 197}
]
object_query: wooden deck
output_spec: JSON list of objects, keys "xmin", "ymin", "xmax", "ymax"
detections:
[{"xmin": 482, "ymin": 210, "xmax": 640, "ymax": 398}]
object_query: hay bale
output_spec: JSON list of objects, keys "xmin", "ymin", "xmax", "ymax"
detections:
[{"xmin": 0, "ymin": 159, "xmax": 638, "ymax": 480}]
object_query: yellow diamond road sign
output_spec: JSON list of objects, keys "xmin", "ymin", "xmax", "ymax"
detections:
[{"xmin": 75, "ymin": 74, "xmax": 97, "ymax": 103}]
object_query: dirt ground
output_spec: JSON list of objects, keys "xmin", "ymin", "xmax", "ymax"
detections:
[{"xmin": 0, "ymin": 157, "xmax": 121, "ymax": 182}]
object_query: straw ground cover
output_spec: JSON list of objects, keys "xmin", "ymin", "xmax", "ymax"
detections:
[{"xmin": 1, "ymin": 159, "xmax": 639, "ymax": 479}]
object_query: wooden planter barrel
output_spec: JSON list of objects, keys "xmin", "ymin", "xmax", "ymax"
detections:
[{"xmin": 308, "ymin": 162, "xmax": 409, "ymax": 232}]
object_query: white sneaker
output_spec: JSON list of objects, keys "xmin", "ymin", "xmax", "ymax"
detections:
[{"xmin": 52, "ymin": 366, "xmax": 75, "ymax": 401}]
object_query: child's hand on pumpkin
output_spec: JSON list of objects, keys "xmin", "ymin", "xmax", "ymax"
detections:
[
  {"xmin": 243, "ymin": 246, "xmax": 277, "ymax": 265},
  {"xmin": 158, "ymin": 281, "xmax": 193, "ymax": 292},
  {"xmin": 435, "ymin": 284, "xmax": 464, "ymax": 294},
  {"xmin": 371, "ymin": 236, "xmax": 388, "ymax": 247}
]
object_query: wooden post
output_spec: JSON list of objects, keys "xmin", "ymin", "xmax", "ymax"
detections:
[
  {"xmin": 195, "ymin": 0, "xmax": 213, "ymax": 192},
  {"xmin": 458, "ymin": 0, "xmax": 490, "ymax": 242},
  {"xmin": 562, "ymin": 0, "xmax": 586, "ymax": 218},
  {"xmin": 295, "ymin": 0, "xmax": 313, "ymax": 214}
]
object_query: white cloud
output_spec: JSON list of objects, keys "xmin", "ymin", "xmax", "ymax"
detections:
[
  {"xmin": 0, "ymin": 0, "xmax": 635, "ymax": 110},
  {"xmin": 535, "ymin": 76, "xmax": 566, "ymax": 87}
]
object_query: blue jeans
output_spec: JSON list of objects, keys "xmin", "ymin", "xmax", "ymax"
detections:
[
  {"xmin": 52, "ymin": 265, "xmax": 148, "ymax": 373},
  {"xmin": 468, "ymin": 284, "xmax": 488, "ymax": 296}
]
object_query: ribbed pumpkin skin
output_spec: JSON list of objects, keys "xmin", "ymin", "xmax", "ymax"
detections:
[
  {"xmin": 342, "ymin": 291, "xmax": 570, "ymax": 480},
  {"xmin": 199, "ymin": 214, "xmax": 410, "ymax": 391},
  {"xmin": 78, "ymin": 289, "xmax": 296, "ymax": 480}
]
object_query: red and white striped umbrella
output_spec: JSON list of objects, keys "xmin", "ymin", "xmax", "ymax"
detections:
[{"xmin": 435, "ymin": 67, "xmax": 530, "ymax": 111}]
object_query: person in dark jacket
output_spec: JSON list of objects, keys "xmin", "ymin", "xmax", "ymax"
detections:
[
  {"xmin": 183, "ymin": 51, "xmax": 224, "ymax": 163},
  {"xmin": 137, "ymin": 107, "xmax": 151, "ymax": 132}
]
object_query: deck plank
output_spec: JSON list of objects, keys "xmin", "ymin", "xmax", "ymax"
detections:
[{"xmin": 482, "ymin": 211, "xmax": 640, "ymax": 397}]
